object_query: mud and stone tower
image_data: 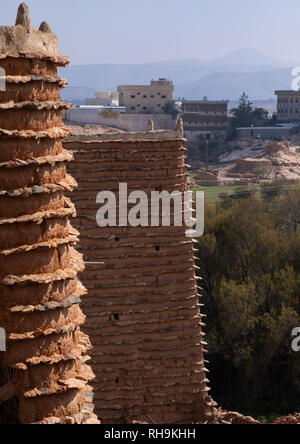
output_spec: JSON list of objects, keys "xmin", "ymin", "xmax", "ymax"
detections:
[
  {"xmin": 65, "ymin": 123, "xmax": 214, "ymax": 424},
  {"xmin": 0, "ymin": 4, "xmax": 98, "ymax": 424}
]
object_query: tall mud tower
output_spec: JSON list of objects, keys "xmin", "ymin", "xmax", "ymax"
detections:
[
  {"xmin": 0, "ymin": 4, "xmax": 98, "ymax": 424},
  {"xmin": 65, "ymin": 125, "xmax": 213, "ymax": 424}
]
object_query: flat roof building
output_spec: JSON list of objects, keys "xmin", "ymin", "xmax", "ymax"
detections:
[
  {"xmin": 236, "ymin": 123, "xmax": 298, "ymax": 139},
  {"xmin": 118, "ymin": 78, "xmax": 174, "ymax": 114},
  {"xmin": 182, "ymin": 97, "xmax": 229, "ymax": 141},
  {"xmin": 275, "ymin": 90, "xmax": 300, "ymax": 121}
]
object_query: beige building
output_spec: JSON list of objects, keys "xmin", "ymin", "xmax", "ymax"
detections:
[
  {"xmin": 118, "ymin": 78, "xmax": 174, "ymax": 113},
  {"xmin": 275, "ymin": 90, "xmax": 300, "ymax": 121},
  {"xmin": 182, "ymin": 97, "xmax": 229, "ymax": 141},
  {"xmin": 85, "ymin": 91, "xmax": 119, "ymax": 106}
]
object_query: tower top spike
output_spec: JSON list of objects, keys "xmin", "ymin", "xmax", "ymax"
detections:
[
  {"xmin": 0, "ymin": 3, "xmax": 68, "ymax": 66},
  {"xmin": 176, "ymin": 117, "xmax": 184, "ymax": 137},
  {"xmin": 39, "ymin": 22, "xmax": 52, "ymax": 33},
  {"xmin": 15, "ymin": 3, "xmax": 32, "ymax": 28},
  {"xmin": 147, "ymin": 119, "xmax": 155, "ymax": 131}
]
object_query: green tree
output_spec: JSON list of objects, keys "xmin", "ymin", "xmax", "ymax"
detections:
[
  {"xmin": 232, "ymin": 93, "xmax": 253, "ymax": 127},
  {"xmin": 227, "ymin": 93, "xmax": 270, "ymax": 140},
  {"xmin": 252, "ymin": 107, "xmax": 269, "ymax": 124},
  {"xmin": 162, "ymin": 100, "xmax": 179, "ymax": 119},
  {"xmin": 196, "ymin": 193, "xmax": 300, "ymax": 415}
]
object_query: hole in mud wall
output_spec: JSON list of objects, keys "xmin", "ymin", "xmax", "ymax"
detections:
[
  {"xmin": 113, "ymin": 313, "xmax": 120, "ymax": 321},
  {"xmin": 155, "ymin": 246, "xmax": 160, "ymax": 252}
]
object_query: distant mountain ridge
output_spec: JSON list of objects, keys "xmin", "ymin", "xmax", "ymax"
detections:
[
  {"xmin": 59, "ymin": 48, "xmax": 295, "ymax": 102},
  {"xmin": 176, "ymin": 68, "xmax": 293, "ymax": 101},
  {"xmin": 204, "ymin": 48, "xmax": 287, "ymax": 68}
]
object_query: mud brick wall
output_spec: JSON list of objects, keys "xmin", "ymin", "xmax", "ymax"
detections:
[
  {"xmin": 65, "ymin": 128, "xmax": 213, "ymax": 424},
  {"xmin": 195, "ymin": 169, "xmax": 220, "ymax": 182},
  {"xmin": 234, "ymin": 158, "xmax": 272, "ymax": 173},
  {"xmin": 0, "ymin": 4, "xmax": 98, "ymax": 424}
]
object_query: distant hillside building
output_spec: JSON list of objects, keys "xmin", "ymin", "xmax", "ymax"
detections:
[
  {"xmin": 118, "ymin": 78, "xmax": 174, "ymax": 114},
  {"xmin": 182, "ymin": 97, "xmax": 229, "ymax": 141},
  {"xmin": 85, "ymin": 91, "xmax": 119, "ymax": 106},
  {"xmin": 275, "ymin": 90, "xmax": 300, "ymax": 121}
]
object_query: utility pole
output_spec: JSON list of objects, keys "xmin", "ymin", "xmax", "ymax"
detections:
[{"xmin": 205, "ymin": 138, "xmax": 209, "ymax": 171}]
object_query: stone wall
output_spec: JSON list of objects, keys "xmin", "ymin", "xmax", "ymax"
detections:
[
  {"xmin": 63, "ymin": 108, "xmax": 175, "ymax": 132},
  {"xmin": 195, "ymin": 169, "xmax": 220, "ymax": 185},
  {"xmin": 234, "ymin": 158, "xmax": 272, "ymax": 174}
]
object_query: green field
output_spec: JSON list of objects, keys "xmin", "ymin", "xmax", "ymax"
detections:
[{"xmin": 191, "ymin": 182, "xmax": 298, "ymax": 204}]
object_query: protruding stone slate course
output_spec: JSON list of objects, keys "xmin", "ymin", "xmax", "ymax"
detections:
[
  {"xmin": 65, "ymin": 125, "xmax": 213, "ymax": 424},
  {"xmin": 0, "ymin": 4, "xmax": 98, "ymax": 424}
]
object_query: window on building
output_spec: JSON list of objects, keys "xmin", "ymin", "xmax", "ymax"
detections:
[
  {"xmin": 130, "ymin": 95, "xmax": 135, "ymax": 99},
  {"xmin": 130, "ymin": 107, "xmax": 135, "ymax": 110},
  {"xmin": 143, "ymin": 95, "xmax": 147, "ymax": 98},
  {"xmin": 137, "ymin": 104, "xmax": 141, "ymax": 107},
  {"xmin": 143, "ymin": 106, "xmax": 147, "ymax": 110},
  {"xmin": 185, "ymin": 104, "xmax": 198, "ymax": 112},
  {"xmin": 157, "ymin": 93, "xmax": 161, "ymax": 96},
  {"xmin": 162, "ymin": 95, "xmax": 166, "ymax": 99}
]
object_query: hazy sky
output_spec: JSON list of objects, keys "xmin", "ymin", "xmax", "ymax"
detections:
[{"xmin": 1, "ymin": 0, "xmax": 300, "ymax": 65}]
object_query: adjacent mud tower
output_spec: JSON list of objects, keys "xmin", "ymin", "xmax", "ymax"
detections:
[
  {"xmin": 65, "ymin": 125, "xmax": 213, "ymax": 424},
  {"xmin": 0, "ymin": 4, "xmax": 98, "ymax": 424}
]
